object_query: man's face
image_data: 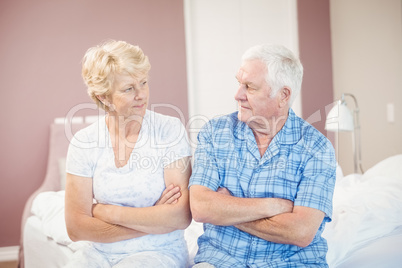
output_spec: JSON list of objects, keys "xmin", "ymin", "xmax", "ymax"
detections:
[{"xmin": 234, "ymin": 59, "xmax": 282, "ymax": 130}]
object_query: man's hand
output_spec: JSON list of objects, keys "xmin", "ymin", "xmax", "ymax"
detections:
[
  {"xmin": 190, "ymin": 185, "xmax": 295, "ymax": 226},
  {"xmin": 272, "ymin": 198, "xmax": 293, "ymax": 215},
  {"xmin": 217, "ymin": 187, "xmax": 231, "ymax": 196},
  {"xmin": 217, "ymin": 187, "xmax": 293, "ymax": 216},
  {"xmin": 215, "ymin": 187, "xmax": 324, "ymax": 247}
]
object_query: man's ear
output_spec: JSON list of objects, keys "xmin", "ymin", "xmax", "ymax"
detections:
[{"xmin": 279, "ymin": 87, "xmax": 291, "ymax": 108}]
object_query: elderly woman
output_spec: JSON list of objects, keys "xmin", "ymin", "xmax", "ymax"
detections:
[{"xmin": 64, "ymin": 40, "xmax": 192, "ymax": 267}]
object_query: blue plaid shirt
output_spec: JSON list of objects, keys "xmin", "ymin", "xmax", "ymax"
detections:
[{"xmin": 189, "ymin": 109, "xmax": 336, "ymax": 268}]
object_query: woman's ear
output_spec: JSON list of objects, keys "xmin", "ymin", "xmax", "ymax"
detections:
[
  {"xmin": 97, "ymin": 95, "xmax": 110, "ymax": 107},
  {"xmin": 96, "ymin": 95, "xmax": 106, "ymax": 103},
  {"xmin": 279, "ymin": 87, "xmax": 291, "ymax": 108},
  {"xmin": 96, "ymin": 95, "xmax": 111, "ymax": 110}
]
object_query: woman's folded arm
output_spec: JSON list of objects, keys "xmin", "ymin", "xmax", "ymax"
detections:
[
  {"xmin": 91, "ymin": 157, "xmax": 192, "ymax": 234},
  {"xmin": 64, "ymin": 173, "xmax": 147, "ymax": 243}
]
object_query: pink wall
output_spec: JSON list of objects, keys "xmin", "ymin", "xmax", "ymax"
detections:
[
  {"xmin": 297, "ymin": 0, "xmax": 334, "ymax": 140},
  {"xmin": 0, "ymin": 0, "xmax": 188, "ymax": 247}
]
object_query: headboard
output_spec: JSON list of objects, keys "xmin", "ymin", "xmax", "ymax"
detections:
[{"xmin": 18, "ymin": 116, "xmax": 98, "ymax": 268}]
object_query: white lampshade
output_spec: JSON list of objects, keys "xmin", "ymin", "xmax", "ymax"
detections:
[{"xmin": 325, "ymin": 100, "xmax": 354, "ymax": 132}]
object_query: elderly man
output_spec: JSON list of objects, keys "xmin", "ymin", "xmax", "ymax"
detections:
[{"xmin": 189, "ymin": 44, "xmax": 336, "ymax": 267}]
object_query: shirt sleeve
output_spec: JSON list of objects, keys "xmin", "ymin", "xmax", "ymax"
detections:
[
  {"xmin": 66, "ymin": 129, "xmax": 95, "ymax": 178},
  {"xmin": 188, "ymin": 122, "xmax": 221, "ymax": 191},
  {"xmin": 161, "ymin": 117, "xmax": 192, "ymax": 167},
  {"xmin": 295, "ymin": 138, "xmax": 337, "ymax": 222}
]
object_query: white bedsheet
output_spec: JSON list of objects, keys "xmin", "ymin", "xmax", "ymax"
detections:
[
  {"xmin": 323, "ymin": 155, "xmax": 402, "ymax": 267},
  {"xmin": 24, "ymin": 215, "xmax": 73, "ymax": 268},
  {"xmin": 335, "ymin": 226, "xmax": 402, "ymax": 268}
]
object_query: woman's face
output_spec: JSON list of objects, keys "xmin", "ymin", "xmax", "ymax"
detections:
[{"xmin": 107, "ymin": 72, "xmax": 149, "ymax": 119}]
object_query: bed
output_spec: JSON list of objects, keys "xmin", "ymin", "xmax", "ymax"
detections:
[{"xmin": 18, "ymin": 117, "xmax": 402, "ymax": 267}]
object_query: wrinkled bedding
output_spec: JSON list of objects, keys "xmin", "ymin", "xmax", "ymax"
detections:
[{"xmin": 323, "ymin": 154, "xmax": 402, "ymax": 267}]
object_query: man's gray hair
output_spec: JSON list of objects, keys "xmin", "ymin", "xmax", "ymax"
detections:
[{"xmin": 242, "ymin": 44, "xmax": 303, "ymax": 107}]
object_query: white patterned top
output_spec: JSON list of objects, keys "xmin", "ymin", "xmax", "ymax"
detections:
[{"xmin": 66, "ymin": 110, "xmax": 192, "ymax": 266}]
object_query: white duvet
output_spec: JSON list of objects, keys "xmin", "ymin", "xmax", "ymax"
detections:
[
  {"xmin": 30, "ymin": 190, "xmax": 91, "ymax": 252},
  {"xmin": 31, "ymin": 154, "xmax": 402, "ymax": 267},
  {"xmin": 323, "ymin": 154, "xmax": 402, "ymax": 267}
]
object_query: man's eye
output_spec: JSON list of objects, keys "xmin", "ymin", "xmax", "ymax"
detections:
[
  {"xmin": 141, "ymin": 81, "xmax": 147, "ymax": 86},
  {"xmin": 125, "ymin": 87, "xmax": 133, "ymax": 92}
]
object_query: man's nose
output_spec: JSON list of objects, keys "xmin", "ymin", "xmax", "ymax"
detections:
[{"xmin": 234, "ymin": 84, "xmax": 246, "ymax": 101}]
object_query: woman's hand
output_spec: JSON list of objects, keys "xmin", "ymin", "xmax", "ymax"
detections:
[
  {"xmin": 91, "ymin": 158, "xmax": 192, "ymax": 234},
  {"xmin": 154, "ymin": 184, "xmax": 182, "ymax": 205},
  {"xmin": 92, "ymin": 203, "xmax": 107, "ymax": 220},
  {"xmin": 90, "ymin": 184, "xmax": 182, "ymax": 229}
]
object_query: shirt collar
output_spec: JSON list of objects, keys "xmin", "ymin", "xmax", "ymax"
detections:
[
  {"xmin": 233, "ymin": 112, "xmax": 250, "ymax": 141},
  {"xmin": 275, "ymin": 108, "xmax": 302, "ymax": 145}
]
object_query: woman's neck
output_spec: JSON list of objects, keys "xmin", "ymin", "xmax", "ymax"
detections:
[{"xmin": 106, "ymin": 113, "xmax": 143, "ymax": 138}]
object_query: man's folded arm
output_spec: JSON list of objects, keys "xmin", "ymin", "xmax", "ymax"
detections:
[
  {"xmin": 189, "ymin": 185, "xmax": 293, "ymax": 226},
  {"xmin": 235, "ymin": 206, "xmax": 325, "ymax": 248}
]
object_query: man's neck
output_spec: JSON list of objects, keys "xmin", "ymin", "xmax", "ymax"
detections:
[{"xmin": 250, "ymin": 110, "xmax": 289, "ymax": 157}]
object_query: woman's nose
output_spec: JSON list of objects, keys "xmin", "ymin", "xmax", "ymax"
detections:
[
  {"xmin": 134, "ymin": 92, "xmax": 141, "ymax": 100},
  {"xmin": 134, "ymin": 88, "xmax": 146, "ymax": 100}
]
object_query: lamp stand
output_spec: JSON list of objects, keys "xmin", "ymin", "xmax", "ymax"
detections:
[{"xmin": 342, "ymin": 93, "xmax": 364, "ymax": 174}]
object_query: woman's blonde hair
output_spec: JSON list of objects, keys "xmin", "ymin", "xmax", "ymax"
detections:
[{"xmin": 82, "ymin": 40, "xmax": 151, "ymax": 111}]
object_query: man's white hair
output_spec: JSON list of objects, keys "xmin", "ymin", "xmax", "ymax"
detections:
[{"xmin": 242, "ymin": 44, "xmax": 303, "ymax": 107}]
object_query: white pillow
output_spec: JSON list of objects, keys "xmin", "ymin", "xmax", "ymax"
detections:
[{"xmin": 364, "ymin": 154, "xmax": 402, "ymax": 180}]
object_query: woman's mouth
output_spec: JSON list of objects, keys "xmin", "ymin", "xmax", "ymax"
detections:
[{"xmin": 133, "ymin": 103, "xmax": 145, "ymax": 109}]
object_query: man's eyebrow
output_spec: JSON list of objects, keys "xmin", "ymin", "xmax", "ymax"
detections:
[
  {"xmin": 236, "ymin": 72, "xmax": 256, "ymax": 87},
  {"xmin": 238, "ymin": 78, "xmax": 256, "ymax": 87}
]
